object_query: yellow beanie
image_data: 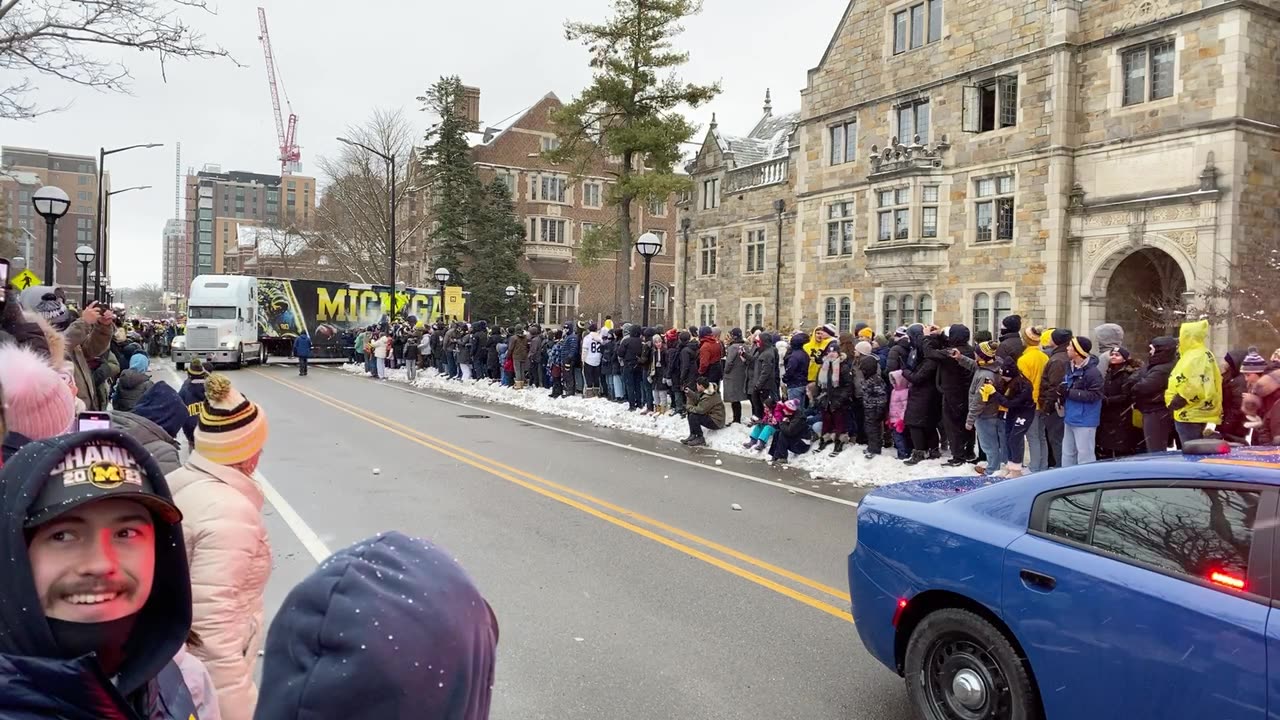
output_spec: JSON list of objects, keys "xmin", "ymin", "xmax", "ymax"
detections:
[{"xmin": 194, "ymin": 374, "xmax": 269, "ymax": 466}]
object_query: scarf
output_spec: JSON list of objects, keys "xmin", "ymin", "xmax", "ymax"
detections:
[{"xmin": 820, "ymin": 352, "xmax": 842, "ymax": 389}]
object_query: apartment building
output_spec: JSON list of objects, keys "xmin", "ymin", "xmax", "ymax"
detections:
[
  {"xmin": 459, "ymin": 90, "xmax": 680, "ymax": 326},
  {"xmin": 1, "ymin": 146, "xmax": 102, "ymax": 286},
  {"xmin": 161, "ymin": 218, "xmax": 187, "ymax": 293},
  {"xmin": 680, "ymin": 0, "xmax": 1277, "ymax": 352}
]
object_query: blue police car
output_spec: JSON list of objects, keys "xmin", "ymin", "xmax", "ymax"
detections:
[{"xmin": 849, "ymin": 441, "xmax": 1280, "ymax": 720}]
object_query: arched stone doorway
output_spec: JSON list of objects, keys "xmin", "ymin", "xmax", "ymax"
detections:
[{"xmin": 1104, "ymin": 247, "xmax": 1188, "ymax": 356}]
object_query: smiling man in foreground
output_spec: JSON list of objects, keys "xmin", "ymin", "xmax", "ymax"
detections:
[{"xmin": 0, "ymin": 429, "xmax": 198, "ymax": 719}]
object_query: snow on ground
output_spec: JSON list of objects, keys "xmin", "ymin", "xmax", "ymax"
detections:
[{"xmin": 341, "ymin": 364, "xmax": 948, "ymax": 487}]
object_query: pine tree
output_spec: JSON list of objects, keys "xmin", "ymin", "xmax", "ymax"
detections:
[
  {"xmin": 466, "ymin": 179, "xmax": 533, "ymax": 326},
  {"xmin": 548, "ymin": 0, "xmax": 719, "ymax": 320},
  {"xmin": 418, "ymin": 76, "xmax": 479, "ymax": 287}
]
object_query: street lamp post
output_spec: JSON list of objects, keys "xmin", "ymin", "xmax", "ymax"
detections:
[
  {"xmin": 95, "ymin": 143, "xmax": 162, "ymax": 300},
  {"xmin": 504, "ymin": 284, "xmax": 518, "ymax": 325},
  {"xmin": 634, "ymin": 231, "xmax": 663, "ymax": 328},
  {"xmin": 32, "ymin": 186, "xmax": 70, "ymax": 282},
  {"xmin": 337, "ymin": 137, "xmax": 397, "ymax": 322},
  {"xmin": 74, "ymin": 244, "xmax": 96, "ymax": 309},
  {"xmin": 680, "ymin": 218, "xmax": 692, "ymax": 328},
  {"xmin": 434, "ymin": 267, "xmax": 451, "ymax": 323},
  {"xmin": 98, "ymin": 184, "xmax": 153, "ymax": 301}
]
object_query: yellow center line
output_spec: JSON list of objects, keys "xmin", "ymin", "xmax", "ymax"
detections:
[
  {"xmin": 250, "ymin": 370, "xmax": 853, "ymax": 624},
  {"xmin": 259, "ymin": 370, "xmax": 851, "ymax": 603}
]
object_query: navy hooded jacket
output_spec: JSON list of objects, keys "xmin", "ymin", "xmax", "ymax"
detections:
[
  {"xmin": 0, "ymin": 430, "xmax": 194, "ymax": 719},
  {"xmin": 255, "ymin": 531, "xmax": 498, "ymax": 720},
  {"xmin": 130, "ymin": 381, "xmax": 188, "ymax": 439}
]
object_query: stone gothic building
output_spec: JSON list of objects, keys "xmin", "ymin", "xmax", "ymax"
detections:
[{"xmin": 680, "ymin": 0, "xmax": 1278, "ymax": 352}]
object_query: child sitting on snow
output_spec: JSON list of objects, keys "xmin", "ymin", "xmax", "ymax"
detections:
[
  {"xmin": 742, "ymin": 398, "xmax": 781, "ymax": 451},
  {"xmin": 768, "ymin": 399, "xmax": 810, "ymax": 464}
]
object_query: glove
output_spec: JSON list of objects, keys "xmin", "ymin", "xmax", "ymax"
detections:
[
  {"xmin": 979, "ymin": 383, "xmax": 997, "ymax": 402},
  {"xmin": 1168, "ymin": 395, "xmax": 1188, "ymax": 412}
]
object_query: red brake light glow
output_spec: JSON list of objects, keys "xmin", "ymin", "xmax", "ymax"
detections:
[
  {"xmin": 1209, "ymin": 571, "xmax": 1246, "ymax": 590},
  {"xmin": 892, "ymin": 598, "xmax": 909, "ymax": 627}
]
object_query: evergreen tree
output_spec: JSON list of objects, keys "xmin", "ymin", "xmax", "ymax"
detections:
[
  {"xmin": 466, "ymin": 180, "xmax": 532, "ymax": 326},
  {"xmin": 418, "ymin": 76, "xmax": 479, "ymax": 287},
  {"xmin": 548, "ymin": 0, "xmax": 719, "ymax": 320}
]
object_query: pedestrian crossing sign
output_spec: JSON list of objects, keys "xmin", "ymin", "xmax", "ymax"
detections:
[{"xmin": 11, "ymin": 268, "xmax": 41, "ymax": 290}]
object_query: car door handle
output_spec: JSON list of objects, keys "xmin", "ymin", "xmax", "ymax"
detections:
[{"xmin": 1019, "ymin": 569, "xmax": 1057, "ymax": 592}]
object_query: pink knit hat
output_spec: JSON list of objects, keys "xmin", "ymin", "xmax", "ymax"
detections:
[{"xmin": 0, "ymin": 344, "xmax": 76, "ymax": 440}]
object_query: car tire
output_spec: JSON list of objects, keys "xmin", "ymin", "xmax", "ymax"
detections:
[
  {"xmin": 259, "ymin": 345, "xmax": 268, "ymax": 365},
  {"xmin": 904, "ymin": 608, "xmax": 1040, "ymax": 720}
]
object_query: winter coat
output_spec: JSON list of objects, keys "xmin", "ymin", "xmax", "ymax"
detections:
[
  {"xmin": 168, "ymin": 452, "xmax": 272, "ymax": 720},
  {"xmin": 1125, "ymin": 336, "xmax": 1178, "ymax": 414},
  {"xmin": 991, "ymin": 375, "xmax": 1036, "ymax": 417},
  {"xmin": 859, "ymin": 355, "xmax": 889, "ymax": 420},
  {"xmin": 293, "ymin": 334, "xmax": 312, "ymax": 358},
  {"xmin": 457, "ymin": 333, "xmax": 474, "ymax": 365},
  {"xmin": 661, "ymin": 343, "xmax": 680, "ymax": 383},
  {"xmin": 62, "ymin": 315, "xmax": 114, "ymax": 411},
  {"xmin": 888, "ymin": 370, "xmax": 910, "ymax": 429},
  {"xmin": 372, "ymin": 335, "xmax": 391, "ymax": 359},
  {"xmin": 698, "ymin": 336, "xmax": 725, "ymax": 383},
  {"xmin": 112, "ymin": 410, "xmax": 182, "ymax": 475},
  {"xmin": 1097, "ymin": 357, "xmax": 1145, "ymax": 455},
  {"xmin": 929, "ymin": 324, "xmax": 975, "ymax": 399},
  {"xmin": 471, "ymin": 329, "xmax": 490, "ymax": 370},
  {"xmin": 1018, "ymin": 345, "xmax": 1049, "ymax": 407},
  {"xmin": 621, "ymin": 330, "xmax": 644, "ymax": 369},
  {"xmin": 511, "ymin": 334, "xmax": 530, "ymax": 364},
  {"xmin": 751, "ymin": 338, "xmax": 780, "ymax": 395},
  {"xmin": 1246, "ymin": 369, "xmax": 1280, "ymax": 445},
  {"xmin": 996, "ymin": 329, "xmax": 1025, "ymax": 365},
  {"xmin": 403, "ymin": 339, "xmax": 420, "ymax": 360},
  {"xmin": 966, "ymin": 363, "xmax": 1004, "ymax": 428},
  {"xmin": 688, "ymin": 383, "xmax": 726, "ymax": 428},
  {"xmin": 255, "ymin": 532, "xmax": 498, "ymax": 720},
  {"xmin": 783, "ymin": 334, "xmax": 811, "ymax": 389},
  {"xmin": 179, "ymin": 377, "xmax": 207, "ymax": 444},
  {"xmin": 804, "ymin": 336, "xmax": 837, "ymax": 382},
  {"xmin": 902, "ymin": 335, "xmax": 941, "ymax": 427},
  {"xmin": 1220, "ymin": 372, "xmax": 1249, "ymax": 444},
  {"xmin": 816, "ymin": 354, "xmax": 855, "ymax": 411},
  {"xmin": 0, "ymin": 429, "xmax": 196, "ymax": 720},
  {"xmin": 560, "ymin": 330, "xmax": 580, "ymax": 365},
  {"xmin": 113, "ymin": 369, "xmax": 155, "ymax": 412},
  {"xmin": 1164, "ymin": 319, "xmax": 1223, "ymax": 424},
  {"xmin": 648, "ymin": 341, "xmax": 666, "ymax": 384},
  {"xmin": 132, "ymin": 380, "xmax": 188, "ymax": 440},
  {"xmin": 1039, "ymin": 344, "xmax": 1072, "ymax": 413},
  {"xmin": 722, "ymin": 340, "xmax": 751, "ymax": 402},
  {"xmin": 886, "ymin": 337, "xmax": 912, "ymax": 376},
  {"xmin": 679, "ymin": 340, "xmax": 700, "ymax": 390},
  {"xmin": 528, "ymin": 332, "xmax": 544, "ymax": 364},
  {"xmin": 1063, "ymin": 355, "xmax": 1104, "ymax": 428}
]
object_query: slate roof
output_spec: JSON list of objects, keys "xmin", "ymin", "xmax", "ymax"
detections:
[{"xmin": 713, "ymin": 110, "xmax": 800, "ymax": 169}]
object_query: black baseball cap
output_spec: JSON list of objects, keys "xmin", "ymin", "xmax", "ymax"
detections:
[{"xmin": 16, "ymin": 430, "xmax": 182, "ymax": 529}]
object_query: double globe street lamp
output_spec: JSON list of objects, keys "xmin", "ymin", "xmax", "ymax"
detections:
[
  {"xmin": 634, "ymin": 231, "xmax": 663, "ymax": 327},
  {"xmin": 74, "ymin": 244, "xmax": 96, "ymax": 309},
  {"xmin": 32, "ymin": 186, "xmax": 70, "ymax": 282}
]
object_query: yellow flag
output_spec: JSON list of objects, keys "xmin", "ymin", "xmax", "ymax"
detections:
[{"xmin": 443, "ymin": 286, "xmax": 465, "ymax": 319}]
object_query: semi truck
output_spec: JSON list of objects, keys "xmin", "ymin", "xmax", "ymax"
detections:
[{"xmin": 172, "ymin": 275, "xmax": 467, "ymax": 367}]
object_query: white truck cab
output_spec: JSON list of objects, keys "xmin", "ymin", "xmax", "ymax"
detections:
[{"xmin": 171, "ymin": 275, "xmax": 266, "ymax": 369}]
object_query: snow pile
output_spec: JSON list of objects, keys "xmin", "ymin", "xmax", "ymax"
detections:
[{"xmin": 341, "ymin": 365, "xmax": 946, "ymax": 487}]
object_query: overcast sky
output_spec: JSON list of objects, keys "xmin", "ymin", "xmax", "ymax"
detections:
[{"xmin": 2, "ymin": 0, "xmax": 845, "ymax": 288}]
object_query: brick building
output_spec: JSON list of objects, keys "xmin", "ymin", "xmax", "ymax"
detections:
[
  {"xmin": 458, "ymin": 90, "xmax": 679, "ymax": 327},
  {"xmin": 1, "ymin": 147, "xmax": 102, "ymax": 287},
  {"xmin": 681, "ymin": 0, "xmax": 1278, "ymax": 352},
  {"xmin": 161, "ymin": 219, "xmax": 187, "ymax": 293}
]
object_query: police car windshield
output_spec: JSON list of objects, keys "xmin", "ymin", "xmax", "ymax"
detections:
[{"xmin": 188, "ymin": 306, "xmax": 237, "ymax": 320}]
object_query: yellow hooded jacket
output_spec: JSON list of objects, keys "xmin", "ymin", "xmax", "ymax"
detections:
[
  {"xmin": 1164, "ymin": 319, "xmax": 1223, "ymax": 424},
  {"xmin": 804, "ymin": 334, "xmax": 836, "ymax": 382},
  {"xmin": 1018, "ymin": 327, "xmax": 1051, "ymax": 406}
]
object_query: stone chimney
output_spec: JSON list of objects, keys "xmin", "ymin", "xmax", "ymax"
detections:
[{"xmin": 460, "ymin": 86, "xmax": 481, "ymax": 132}]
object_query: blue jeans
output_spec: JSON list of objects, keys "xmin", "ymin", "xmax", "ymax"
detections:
[
  {"xmin": 1175, "ymin": 421, "xmax": 1206, "ymax": 443},
  {"xmin": 446, "ymin": 352, "xmax": 459, "ymax": 379},
  {"xmin": 641, "ymin": 377, "xmax": 654, "ymax": 410},
  {"xmin": 892, "ymin": 429, "xmax": 910, "ymax": 459},
  {"xmin": 624, "ymin": 367, "xmax": 642, "ymax": 409},
  {"xmin": 1061, "ymin": 424, "xmax": 1097, "ymax": 467},
  {"xmin": 975, "ymin": 416, "xmax": 1007, "ymax": 474},
  {"xmin": 787, "ymin": 386, "xmax": 806, "ymax": 406},
  {"xmin": 1027, "ymin": 412, "xmax": 1048, "ymax": 472},
  {"xmin": 611, "ymin": 373, "xmax": 624, "ymax": 400}
]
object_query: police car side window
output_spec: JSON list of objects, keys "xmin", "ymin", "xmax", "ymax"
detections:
[
  {"xmin": 1045, "ymin": 490, "xmax": 1096, "ymax": 544},
  {"xmin": 1092, "ymin": 486, "xmax": 1259, "ymax": 582}
]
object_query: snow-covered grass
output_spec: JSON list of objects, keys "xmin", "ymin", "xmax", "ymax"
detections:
[{"xmin": 341, "ymin": 364, "xmax": 948, "ymax": 487}]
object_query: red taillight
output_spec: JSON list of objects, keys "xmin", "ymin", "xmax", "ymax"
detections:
[
  {"xmin": 1210, "ymin": 571, "xmax": 1246, "ymax": 590},
  {"xmin": 892, "ymin": 598, "xmax": 909, "ymax": 626}
]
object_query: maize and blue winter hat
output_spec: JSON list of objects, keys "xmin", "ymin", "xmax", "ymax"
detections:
[{"xmin": 1241, "ymin": 347, "xmax": 1270, "ymax": 375}]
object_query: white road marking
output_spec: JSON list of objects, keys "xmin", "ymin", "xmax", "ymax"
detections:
[
  {"xmin": 162, "ymin": 361, "xmax": 331, "ymax": 564},
  {"xmin": 320, "ymin": 368, "xmax": 860, "ymax": 509}
]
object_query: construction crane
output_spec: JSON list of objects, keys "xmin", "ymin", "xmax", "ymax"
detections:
[{"xmin": 257, "ymin": 7, "xmax": 300, "ymax": 175}]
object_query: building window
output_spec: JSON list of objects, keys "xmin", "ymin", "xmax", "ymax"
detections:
[
  {"xmin": 829, "ymin": 120, "xmax": 857, "ymax": 165},
  {"xmin": 582, "ymin": 181, "xmax": 603, "ymax": 208},
  {"xmin": 972, "ymin": 292, "xmax": 1011, "ymax": 336},
  {"xmin": 743, "ymin": 301, "xmax": 764, "ymax": 330},
  {"xmin": 647, "ymin": 198, "xmax": 667, "ymax": 217},
  {"xmin": 537, "ymin": 282, "xmax": 578, "ymax": 326},
  {"xmin": 884, "ymin": 292, "xmax": 933, "ymax": 332},
  {"xmin": 918, "ymin": 293, "xmax": 934, "ymax": 325},
  {"xmin": 963, "ymin": 76, "xmax": 1018, "ymax": 132},
  {"xmin": 821, "ymin": 296, "xmax": 853, "ymax": 333},
  {"xmin": 648, "ymin": 230, "xmax": 667, "ymax": 255},
  {"xmin": 876, "ymin": 187, "xmax": 911, "ymax": 242},
  {"xmin": 896, "ymin": 99, "xmax": 931, "ymax": 143},
  {"xmin": 698, "ymin": 236, "xmax": 718, "ymax": 277},
  {"xmin": 697, "ymin": 301, "xmax": 717, "ymax": 328},
  {"xmin": 744, "ymin": 228, "xmax": 766, "ymax": 274},
  {"xmin": 883, "ymin": 295, "xmax": 898, "ymax": 334},
  {"xmin": 535, "ymin": 176, "xmax": 568, "ymax": 203},
  {"xmin": 921, "ymin": 185, "xmax": 939, "ymax": 239},
  {"xmin": 580, "ymin": 222, "xmax": 599, "ymax": 243},
  {"xmin": 77, "ymin": 191, "xmax": 88, "ymax": 201},
  {"xmin": 702, "ymin": 178, "xmax": 720, "ymax": 209},
  {"xmin": 78, "ymin": 175, "xmax": 87, "ymax": 185},
  {"xmin": 650, "ymin": 284, "xmax": 669, "ymax": 322},
  {"xmin": 495, "ymin": 171, "xmax": 517, "ymax": 196},
  {"xmin": 1122, "ymin": 39, "xmax": 1175, "ymax": 106},
  {"xmin": 529, "ymin": 217, "xmax": 569, "ymax": 244},
  {"xmin": 825, "ymin": 201, "xmax": 854, "ymax": 256},
  {"xmin": 540, "ymin": 136, "xmax": 561, "ymax": 153},
  {"xmin": 975, "ymin": 175, "xmax": 1014, "ymax": 243},
  {"xmin": 893, "ymin": 0, "xmax": 942, "ymax": 54}
]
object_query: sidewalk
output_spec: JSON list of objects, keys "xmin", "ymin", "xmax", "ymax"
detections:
[{"xmin": 341, "ymin": 365, "xmax": 951, "ymax": 487}]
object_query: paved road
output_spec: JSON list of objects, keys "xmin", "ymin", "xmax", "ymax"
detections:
[{"xmin": 187, "ymin": 362, "xmax": 916, "ymax": 720}]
